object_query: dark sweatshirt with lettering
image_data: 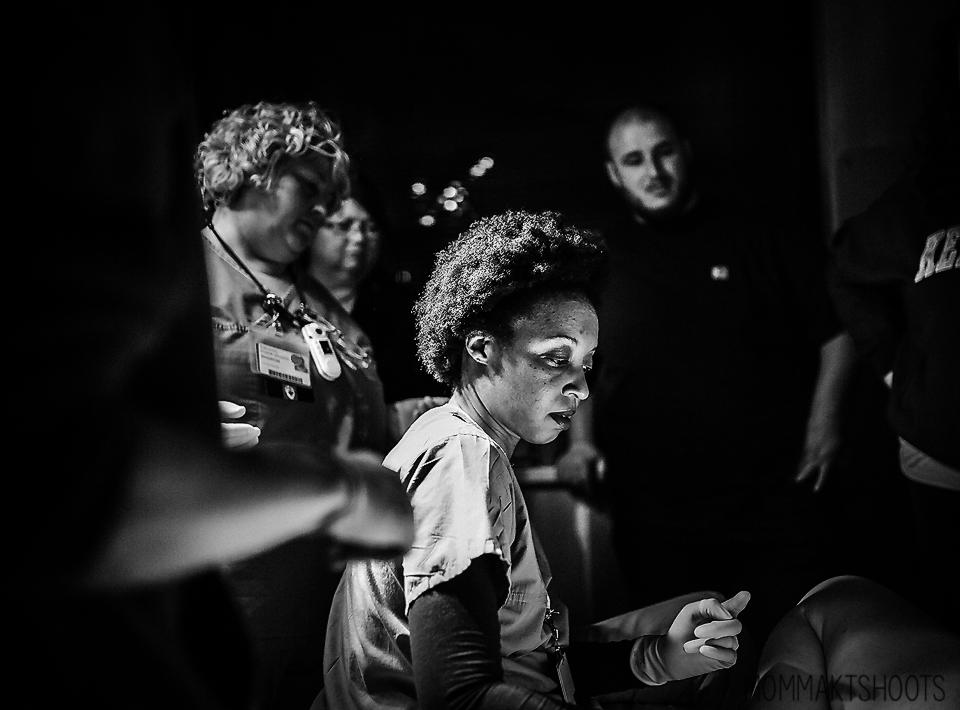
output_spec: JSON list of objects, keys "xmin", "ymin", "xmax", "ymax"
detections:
[{"xmin": 828, "ymin": 164, "xmax": 959, "ymax": 468}]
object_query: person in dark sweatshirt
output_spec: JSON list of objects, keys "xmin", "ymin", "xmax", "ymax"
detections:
[{"xmin": 827, "ymin": 78, "xmax": 959, "ymax": 624}]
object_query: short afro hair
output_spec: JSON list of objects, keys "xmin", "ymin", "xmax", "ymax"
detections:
[
  {"xmin": 195, "ymin": 101, "xmax": 349, "ymax": 214},
  {"xmin": 414, "ymin": 210, "xmax": 606, "ymax": 388}
]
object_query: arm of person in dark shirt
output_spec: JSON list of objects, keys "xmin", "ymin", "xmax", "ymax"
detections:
[
  {"xmin": 78, "ymin": 423, "xmax": 414, "ymax": 588},
  {"xmin": 761, "ymin": 226, "xmax": 855, "ymax": 492},
  {"xmin": 794, "ymin": 332, "xmax": 856, "ymax": 492},
  {"xmin": 408, "ymin": 554, "xmax": 572, "ymax": 710},
  {"xmin": 827, "ymin": 213, "xmax": 909, "ymax": 384}
]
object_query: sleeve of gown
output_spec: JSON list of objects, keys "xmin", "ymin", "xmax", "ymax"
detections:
[{"xmin": 408, "ymin": 554, "xmax": 572, "ymax": 710}]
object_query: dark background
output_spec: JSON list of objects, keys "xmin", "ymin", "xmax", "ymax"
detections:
[
  {"xmin": 197, "ymin": 7, "xmax": 826, "ymax": 401},
  {"xmin": 198, "ymin": 8, "xmax": 822, "ymax": 226},
  {"xmin": 40, "ymin": 2, "xmax": 954, "ymax": 624},
  {"xmin": 189, "ymin": 4, "xmax": 955, "ymax": 621}
]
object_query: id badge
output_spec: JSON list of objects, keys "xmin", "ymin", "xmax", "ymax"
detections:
[
  {"xmin": 249, "ymin": 326, "xmax": 313, "ymax": 389},
  {"xmin": 556, "ymin": 651, "xmax": 576, "ymax": 705}
]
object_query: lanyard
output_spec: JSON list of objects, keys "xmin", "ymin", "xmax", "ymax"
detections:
[
  {"xmin": 206, "ymin": 222, "xmax": 371, "ymax": 370},
  {"xmin": 545, "ymin": 594, "xmax": 576, "ymax": 705},
  {"xmin": 207, "ymin": 221, "xmax": 309, "ymax": 329}
]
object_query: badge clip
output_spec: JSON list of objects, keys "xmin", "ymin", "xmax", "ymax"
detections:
[{"xmin": 302, "ymin": 323, "xmax": 342, "ymax": 381}]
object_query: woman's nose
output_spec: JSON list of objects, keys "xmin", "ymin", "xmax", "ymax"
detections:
[{"xmin": 565, "ymin": 369, "xmax": 590, "ymax": 401}]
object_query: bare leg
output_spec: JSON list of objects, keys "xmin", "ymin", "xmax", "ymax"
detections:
[{"xmin": 751, "ymin": 575, "xmax": 960, "ymax": 710}]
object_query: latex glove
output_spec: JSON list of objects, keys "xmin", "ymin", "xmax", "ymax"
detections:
[
  {"xmin": 389, "ymin": 396, "xmax": 449, "ymax": 440},
  {"xmin": 794, "ymin": 416, "xmax": 841, "ymax": 493},
  {"xmin": 631, "ymin": 591, "xmax": 751, "ymax": 685},
  {"xmin": 219, "ymin": 401, "xmax": 260, "ymax": 451}
]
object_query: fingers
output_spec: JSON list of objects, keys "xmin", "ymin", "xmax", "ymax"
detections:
[
  {"xmin": 683, "ymin": 635, "xmax": 739, "ymax": 653},
  {"xmin": 218, "ymin": 400, "xmax": 246, "ymax": 419},
  {"xmin": 694, "ymin": 597, "xmax": 733, "ymax": 621},
  {"xmin": 219, "ymin": 401, "xmax": 258, "ymax": 450},
  {"xmin": 694, "ymin": 618, "xmax": 742, "ymax": 639},
  {"xmin": 796, "ymin": 447, "xmax": 837, "ymax": 490},
  {"xmin": 812, "ymin": 461, "xmax": 831, "ymax": 493},
  {"xmin": 705, "ymin": 635, "xmax": 739, "ymax": 650},
  {"xmin": 221, "ymin": 422, "xmax": 260, "ymax": 450},
  {"xmin": 698, "ymin": 643, "xmax": 737, "ymax": 666},
  {"xmin": 795, "ymin": 449, "xmax": 819, "ymax": 482},
  {"xmin": 721, "ymin": 590, "xmax": 751, "ymax": 617}
]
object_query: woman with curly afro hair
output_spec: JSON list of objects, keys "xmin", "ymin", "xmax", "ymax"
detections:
[{"xmin": 321, "ymin": 210, "xmax": 752, "ymax": 710}]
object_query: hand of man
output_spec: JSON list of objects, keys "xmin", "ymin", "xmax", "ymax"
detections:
[
  {"xmin": 794, "ymin": 417, "xmax": 841, "ymax": 493},
  {"xmin": 632, "ymin": 591, "xmax": 751, "ymax": 684},
  {"xmin": 219, "ymin": 401, "xmax": 260, "ymax": 451}
]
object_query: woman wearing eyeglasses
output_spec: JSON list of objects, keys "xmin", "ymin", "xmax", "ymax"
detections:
[
  {"xmin": 306, "ymin": 196, "xmax": 381, "ymax": 314},
  {"xmin": 306, "ymin": 190, "xmax": 447, "ymax": 441},
  {"xmin": 196, "ymin": 101, "xmax": 398, "ymax": 710}
]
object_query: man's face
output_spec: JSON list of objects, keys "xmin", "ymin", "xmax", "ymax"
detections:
[{"xmin": 606, "ymin": 117, "xmax": 691, "ymax": 219}]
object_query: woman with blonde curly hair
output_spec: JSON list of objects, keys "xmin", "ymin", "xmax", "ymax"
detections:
[{"xmin": 196, "ymin": 101, "xmax": 399, "ymax": 709}]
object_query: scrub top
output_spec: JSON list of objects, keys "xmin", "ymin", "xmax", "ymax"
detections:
[
  {"xmin": 322, "ymin": 401, "xmax": 561, "ymax": 710},
  {"xmin": 203, "ymin": 231, "xmax": 390, "ymax": 638}
]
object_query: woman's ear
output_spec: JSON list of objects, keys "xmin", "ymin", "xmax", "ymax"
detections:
[{"xmin": 464, "ymin": 331, "xmax": 495, "ymax": 366}]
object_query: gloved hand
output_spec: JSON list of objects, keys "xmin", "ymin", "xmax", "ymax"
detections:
[
  {"xmin": 630, "ymin": 591, "xmax": 750, "ymax": 685},
  {"xmin": 219, "ymin": 401, "xmax": 260, "ymax": 451}
]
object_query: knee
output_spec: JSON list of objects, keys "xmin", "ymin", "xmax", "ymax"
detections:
[{"xmin": 796, "ymin": 574, "xmax": 869, "ymax": 606}]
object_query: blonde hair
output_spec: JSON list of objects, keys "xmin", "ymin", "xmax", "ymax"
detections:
[{"xmin": 195, "ymin": 101, "xmax": 349, "ymax": 214}]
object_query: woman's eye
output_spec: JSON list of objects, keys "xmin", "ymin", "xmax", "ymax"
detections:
[
  {"xmin": 543, "ymin": 357, "xmax": 569, "ymax": 369},
  {"xmin": 583, "ymin": 363, "xmax": 593, "ymax": 373}
]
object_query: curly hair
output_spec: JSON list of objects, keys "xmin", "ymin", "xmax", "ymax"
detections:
[
  {"xmin": 195, "ymin": 101, "xmax": 350, "ymax": 214},
  {"xmin": 414, "ymin": 210, "xmax": 606, "ymax": 388}
]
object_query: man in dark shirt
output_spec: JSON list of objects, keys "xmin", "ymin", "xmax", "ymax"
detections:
[
  {"xmin": 560, "ymin": 106, "xmax": 855, "ymax": 643},
  {"xmin": 829, "ymin": 157, "xmax": 959, "ymax": 627}
]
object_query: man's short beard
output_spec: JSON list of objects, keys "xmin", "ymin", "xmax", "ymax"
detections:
[{"xmin": 624, "ymin": 181, "xmax": 695, "ymax": 224}]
